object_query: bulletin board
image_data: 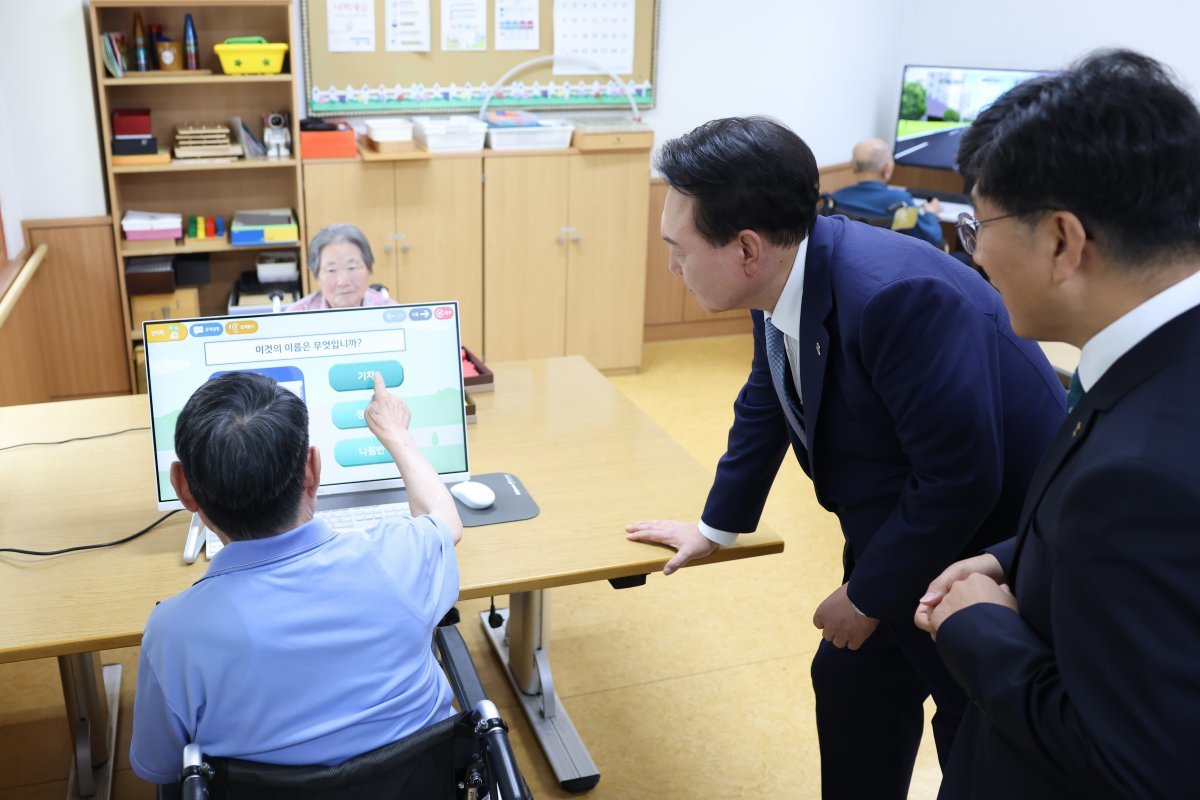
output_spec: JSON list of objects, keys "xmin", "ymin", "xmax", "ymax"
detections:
[{"xmin": 301, "ymin": 0, "xmax": 658, "ymax": 117}]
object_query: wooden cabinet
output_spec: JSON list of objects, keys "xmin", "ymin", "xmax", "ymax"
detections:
[
  {"xmin": 484, "ymin": 149, "xmax": 649, "ymax": 371},
  {"xmin": 302, "ymin": 157, "xmax": 483, "ymax": 349},
  {"xmin": 89, "ymin": 0, "xmax": 305, "ymax": 386}
]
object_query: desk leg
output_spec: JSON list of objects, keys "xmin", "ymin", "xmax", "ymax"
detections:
[
  {"xmin": 58, "ymin": 654, "xmax": 120, "ymax": 799},
  {"xmin": 480, "ymin": 591, "xmax": 601, "ymax": 793}
]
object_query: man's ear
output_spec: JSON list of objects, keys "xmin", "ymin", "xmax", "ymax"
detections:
[
  {"xmin": 303, "ymin": 446, "xmax": 321, "ymax": 499},
  {"xmin": 1047, "ymin": 211, "xmax": 1089, "ymax": 286},
  {"xmin": 736, "ymin": 229, "xmax": 765, "ymax": 275},
  {"xmin": 169, "ymin": 462, "xmax": 201, "ymax": 513}
]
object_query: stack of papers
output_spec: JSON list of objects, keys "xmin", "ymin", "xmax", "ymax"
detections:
[
  {"xmin": 101, "ymin": 33, "xmax": 127, "ymax": 78},
  {"xmin": 121, "ymin": 210, "xmax": 183, "ymax": 241}
]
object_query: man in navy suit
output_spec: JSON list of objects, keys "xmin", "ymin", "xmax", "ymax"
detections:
[
  {"xmin": 831, "ymin": 138, "xmax": 946, "ymax": 248},
  {"xmin": 626, "ymin": 116, "xmax": 1065, "ymax": 799},
  {"xmin": 915, "ymin": 50, "xmax": 1200, "ymax": 799}
]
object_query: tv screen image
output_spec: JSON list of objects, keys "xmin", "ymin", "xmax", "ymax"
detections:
[{"xmin": 894, "ymin": 65, "xmax": 1045, "ymax": 172}]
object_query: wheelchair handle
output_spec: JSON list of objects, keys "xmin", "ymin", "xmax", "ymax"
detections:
[
  {"xmin": 181, "ymin": 744, "xmax": 212, "ymax": 800},
  {"xmin": 474, "ymin": 700, "xmax": 530, "ymax": 800}
]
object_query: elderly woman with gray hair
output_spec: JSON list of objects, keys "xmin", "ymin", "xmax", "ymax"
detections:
[{"xmin": 289, "ymin": 223, "xmax": 398, "ymax": 310}]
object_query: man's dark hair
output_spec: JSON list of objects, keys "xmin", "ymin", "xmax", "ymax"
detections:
[
  {"xmin": 174, "ymin": 372, "xmax": 310, "ymax": 540},
  {"xmin": 655, "ymin": 116, "xmax": 819, "ymax": 247},
  {"xmin": 958, "ymin": 49, "xmax": 1200, "ymax": 267}
]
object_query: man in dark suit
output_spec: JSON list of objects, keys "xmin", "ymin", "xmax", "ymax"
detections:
[
  {"xmin": 626, "ymin": 116, "xmax": 1065, "ymax": 799},
  {"xmin": 914, "ymin": 50, "xmax": 1200, "ymax": 799}
]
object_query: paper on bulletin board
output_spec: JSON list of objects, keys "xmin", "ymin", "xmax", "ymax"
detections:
[
  {"xmin": 441, "ymin": 0, "xmax": 488, "ymax": 52},
  {"xmin": 553, "ymin": 0, "xmax": 634, "ymax": 75},
  {"xmin": 328, "ymin": 0, "xmax": 376, "ymax": 52},
  {"xmin": 496, "ymin": 0, "xmax": 540, "ymax": 51},
  {"xmin": 386, "ymin": 0, "xmax": 431, "ymax": 51}
]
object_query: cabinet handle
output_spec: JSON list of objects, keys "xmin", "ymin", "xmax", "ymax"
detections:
[
  {"xmin": 385, "ymin": 244, "xmax": 394, "ymax": 254},
  {"xmin": 571, "ymin": 235, "xmax": 581, "ymax": 244},
  {"xmin": 400, "ymin": 243, "xmax": 410, "ymax": 254},
  {"xmin": 556, "ymin": 235, "xmax": 566, "ymax": 245}
]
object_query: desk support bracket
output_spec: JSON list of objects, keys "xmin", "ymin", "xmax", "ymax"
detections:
[
  {"xmin": 59, "ymin": 655, "xmax": 120, "ymax": 799},
  {"xmin": 480, "ymin": 590, "xmax": 601, "ymax": 793}
]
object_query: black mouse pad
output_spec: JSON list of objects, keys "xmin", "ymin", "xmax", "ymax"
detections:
[{"xmin": 453, "ymin": 473, "xmax": 540, "ymax": 527}]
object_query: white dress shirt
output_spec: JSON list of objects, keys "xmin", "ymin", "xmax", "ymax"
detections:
[
  {"xmin": 699, "ymin": 238, "xmax": 809, "ymax": 547},
  {"xmin": 1077, "ymin": 268, "xmax": 1200, "ymax": 392}
]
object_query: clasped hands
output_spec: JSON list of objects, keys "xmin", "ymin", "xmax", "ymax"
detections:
[{"xmin": 913, "ymin": 553, "xmax": 1017, "ymax": 640}]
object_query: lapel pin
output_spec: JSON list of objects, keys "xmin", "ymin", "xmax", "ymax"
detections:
[
  {"xmin": 1071, "ymin": 421, "xmax": 1082, "ymax": 438},
  {"xmin": 815, "ymin": 342, "xmax": 822, "ymax": 356}
]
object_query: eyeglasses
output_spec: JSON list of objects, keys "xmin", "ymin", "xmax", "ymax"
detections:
[
  {"xmin": 955, "ymin": 211, "xmax": 1019, "ymax": 256},
  {"xmin": 956, "ymin": 208, "xmax": 1088, "ymax": 256}
]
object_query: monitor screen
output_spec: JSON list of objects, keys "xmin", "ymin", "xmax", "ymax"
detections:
[
  {"xmin": 894, "ymin": 65, "xmax": 1046, "ymax": 172},
  {"xmin": 144, "ymin": 302, "xmax": 468, "ymax": 510}
]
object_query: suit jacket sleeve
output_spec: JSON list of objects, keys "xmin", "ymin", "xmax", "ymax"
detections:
[
  {"xmin": 845, "ymin": 277, "xmax": 1005, "ymax": 620},
  {"xmin": 986, "ymin": 535, "xmax": 1019, "ymax": 576},
  {"xmin": 937, "ymin": 458, "xmax": 1200, "ymax": 799},
  {"xmin": 700, "ymin": 312, "xmax": 792, "ymax": 533}
]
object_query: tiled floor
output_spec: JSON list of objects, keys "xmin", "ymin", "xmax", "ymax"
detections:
[{"xmin": 0, "ymin": 335, "xmax": 941, "ymax": 798}]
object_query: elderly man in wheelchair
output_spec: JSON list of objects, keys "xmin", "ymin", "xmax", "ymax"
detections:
[{"xmin": 130, "ymin": 371, "xmax": 529, "ymax": 798}]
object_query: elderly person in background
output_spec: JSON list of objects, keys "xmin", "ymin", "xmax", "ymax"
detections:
[{"xmin": 289, "ymin": 223, "xmax": 397, "ymax": 311}]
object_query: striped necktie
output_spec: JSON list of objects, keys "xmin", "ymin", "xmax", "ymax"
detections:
[{"xmin": 764, "ymin": 320, "xmax": 805, "ymax": 430}]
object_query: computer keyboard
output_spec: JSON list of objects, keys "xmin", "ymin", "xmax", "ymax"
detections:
[
  {"xmin": 906, "ymin": 187, "xmax": 970, "ymax": 204},
  {"xmin": 315, "ymin": 502, "xmax": 412, "ymax": 532},
  {"xmin": 203, "ymin": 502, "xmax": 412, "ymax": 559}
]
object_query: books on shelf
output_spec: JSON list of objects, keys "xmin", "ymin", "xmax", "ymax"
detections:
[
  {"xmin": 231, "ymin": 116, "xmax": 266, "ymax": 159},
  {"xmin": 101, "ymin": 32, "xmax": 127, "ymax": 78}
]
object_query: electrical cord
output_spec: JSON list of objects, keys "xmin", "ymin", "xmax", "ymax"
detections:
[
  {"xmin": 0, "ymin": 426, "xmax": 149, "ymax": 452},
  {"xmin": 0, "ymin": 510, "xmax": 181, "ymax": 557}
]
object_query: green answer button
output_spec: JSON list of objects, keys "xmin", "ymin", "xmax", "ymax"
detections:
[
  {"xmin": 334, "ymin": 437, "xmax": 394, "ymax": 467},
  {"xmin": 329, "ymin": 361, "xmax": 403, "ymax": 392},
  {"xmin": 331, "ymin": 399, "xmax": 370, "ymax": 429}
]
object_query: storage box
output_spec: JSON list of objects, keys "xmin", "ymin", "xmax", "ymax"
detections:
[
  {"xmin": 125, "ymin": 256, "xmax": 176, "ymax": 295},
  {"xmin": 462, "ymin": 347, "xmax": 494, "ymax": 392},
  {"xmin": 112, "ymin": 136, "xmax": 158, "ymax": 156},
  {"xmin": 112, "ymin": 108, "xmax": 151, "ymax": 137},
  {"xmin": 131, "ymin": 287, "xmax": 201, "ymax": 330},
  {"xmin": 231, "ymin": 209, "xmax": 298, "ymax": 246},
  {"xmin": 365, "ymin": 118, "xmax": 414, "ymax": 141},
  {"xmin": 228, "ymin": 271, "xmax": 300, "ymax": 314},
  {"xmin": 213, "ymin": 37, "xmax": 289, "ymax": 75},
  {"xmin": 487, "ymin": 119, "xmax": 575, "ymax": 151},
  {"xmin": 412, "ymin": 116, "xmax": 488, "ymax": 152},
  {"xmin": 300, "ymin": 123, "xmax": 357, "ymax": 160},
  {"xmin": 174, "ymin": 253, "xmax": 212, "ymax": 286}
]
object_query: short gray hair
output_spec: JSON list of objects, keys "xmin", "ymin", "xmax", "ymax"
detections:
[{"xmin": 307, "ymin": 223, "xmax": 375, "ymax": 278}]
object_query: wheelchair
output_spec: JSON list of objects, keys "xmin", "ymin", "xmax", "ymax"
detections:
[
  {"xmin": 817, "ymin": 192, "xmax": 920, "ymax": 233},
  {"xmin": 159, "ymin": 625, "xmax": 532, "ymax": 800}
]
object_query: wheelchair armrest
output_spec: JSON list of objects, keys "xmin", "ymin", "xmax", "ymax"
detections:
[
  {"xmin": 434, "ymin": 625, "xmax": 488, "ymax": 711},
  {"xmin": 475, "ymin": 700, "xmax": 532, "ymax": 800}
]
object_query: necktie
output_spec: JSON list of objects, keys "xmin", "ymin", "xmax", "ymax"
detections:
[
  {"xmin": 1066, "ymin": 369, "xmax": 1084, "ymax": 413},
  {"xmin": 764, "ymin": 321, "xmax": 805, "ymax": 434}
]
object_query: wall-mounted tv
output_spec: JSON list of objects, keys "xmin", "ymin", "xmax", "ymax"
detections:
[{"xmin": 894, "ymin": 65, "xmax": 1046, "ymax": 172}]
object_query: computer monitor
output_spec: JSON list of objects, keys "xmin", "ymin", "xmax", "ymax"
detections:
[
  {"xmin": 144, "ymin": 302, "xmax": 469, "ymax": 511},
  {"xmin": 893, "ymin": 65, "xmax": 1046, "ymax": 172}
]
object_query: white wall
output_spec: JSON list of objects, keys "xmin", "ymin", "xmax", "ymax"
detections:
[
  {"xmin": 886, "ymin": 0, "xmax": 1200, "ymax": 129},
  {"xmin": 0, "ymin": 0, "xmax": 106, "ymax": 256},
  {"xmin": 643, "ymin": 1, "xmax": 902, "ymax": 167}
]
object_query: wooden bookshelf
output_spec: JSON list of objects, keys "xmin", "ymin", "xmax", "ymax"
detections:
[{"xmin": 89, "ymin": 0, "xmax": 305, "ymax": 389}]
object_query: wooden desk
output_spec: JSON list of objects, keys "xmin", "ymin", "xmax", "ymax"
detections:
[{"xmin": 0, "ymin": 356, "xmax": 783, "ymax": 791}]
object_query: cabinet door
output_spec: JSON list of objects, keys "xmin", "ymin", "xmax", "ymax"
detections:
[
  {"xmin": 392, "ymin": 158, "xmax": 483, "ymax": 349},
  {"xmin": 566, "ymin": 152, "xmax": 650, "ymax": 371},
  {"xmin": 302, "ymin": 162, "xmax": 396, "ymax": 295},
  {"xmin": 483, "ymin": 155, "xmax": 571, "ymax": 362}
]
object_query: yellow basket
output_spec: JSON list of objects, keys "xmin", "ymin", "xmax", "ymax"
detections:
[{"xmin": 213, "ymin": 37, "xmax": 289, "ymax": 75}]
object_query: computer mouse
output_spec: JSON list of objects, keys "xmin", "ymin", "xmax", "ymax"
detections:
[{"xmin": 450, "ymin": 480, "xmax": 496, "ymax": 510}]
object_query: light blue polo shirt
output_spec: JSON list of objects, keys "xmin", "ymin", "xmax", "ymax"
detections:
[{"xmin": 130, "ymin": 515, "xmax": 459, "ymax": 784}]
